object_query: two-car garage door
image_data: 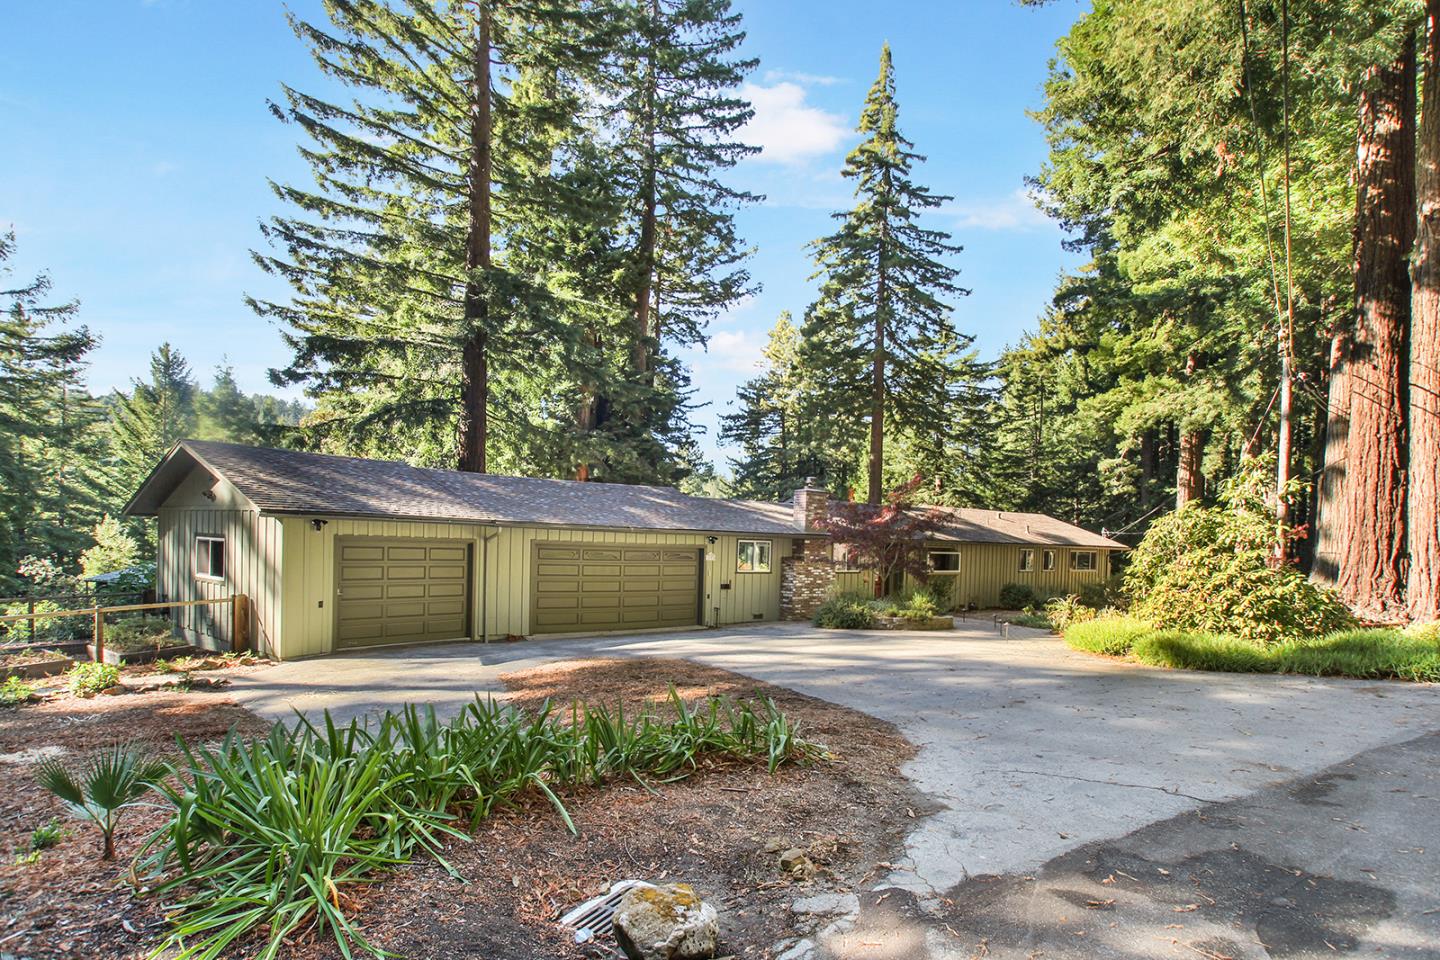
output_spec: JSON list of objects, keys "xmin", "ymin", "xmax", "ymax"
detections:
[
  {"xmin": 334, "ymin": 537, "xmax": 702, "ymax": 648},
  {"xmin": 531, "ymin": 543, "xmax": 701, "ymax": 634}
]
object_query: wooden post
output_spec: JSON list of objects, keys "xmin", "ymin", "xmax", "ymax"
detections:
[
  {"xmin": 93, "ymin": 606, "xmax": 104, "ymax": 664},
  {"xmin": 231, "ymin": 595, "xmax": 249, "ymax": 653}
]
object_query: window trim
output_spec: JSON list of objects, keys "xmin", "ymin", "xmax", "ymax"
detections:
[
  {"xmin": 1042, "ymin": 549, "xmax": 1057, "ymax": 572},
  {"xmin": 832, "ymin": 542, "xmax": 864, "ymax": 572},
  {"xmin": 194, "ymin": 535, "xmax": 226, "ymax": 582},
  {"xmin": 736, "ymin": 538, "xmax": 773, "ymax": 574},
  {"xmin": 928, "ymin": 550, "xmax": 961, "ymax": 573},
  {"xmin": 1018, "ymin": 548, "xmax": 1035, "ymax": 573},
  {"xmin": 1070, "ymin": 550, "xmax": 1099, "ymax": 572}
]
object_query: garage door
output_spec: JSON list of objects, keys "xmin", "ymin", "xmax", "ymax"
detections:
[
  {"xmin": 531, "ymin": 543, "xmax": 701, "ymax": 634},
  {"xmin": 335, "ymin": 539, "xmax": 470, "ymax": 649}
]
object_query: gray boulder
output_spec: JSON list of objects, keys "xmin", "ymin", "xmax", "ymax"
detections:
[{"xmin": 612, "ymin": 883, "xmax": 720, "ymax": 960}]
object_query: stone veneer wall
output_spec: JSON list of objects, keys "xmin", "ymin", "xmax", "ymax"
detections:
[{"xmin": 780, "ymin": 537, "xmax": 836, "ymax": 620}]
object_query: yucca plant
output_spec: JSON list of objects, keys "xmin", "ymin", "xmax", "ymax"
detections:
[{"xmin": 35, "ymin": 743, "xmax": 168, "ymax": 860}]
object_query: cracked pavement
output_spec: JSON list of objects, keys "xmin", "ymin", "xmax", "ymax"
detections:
[{"xmin": 230, "ymin": 620, "xmax": 1440, "ymax": 958}]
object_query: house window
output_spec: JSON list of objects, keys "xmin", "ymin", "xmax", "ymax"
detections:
[
  {"xmin": 194, "ymin": 536, "xmax": 225, "ymax": 581},
  {"xmin": 928, "ymin": 551, "xmax": 960, "ymax": 572},
  {"xmin": 1071, "ymin": 550, "xmax": 1099, "ymax": 572},
  {"xmin": 1018, "ymin": 548, "xmax": 1035, "ymax": 573},
  {"xmin": 737, "ymin": 539, "xmax": 772, "ymax": 574},
  {"xmin": 1043, "ymin": 549, "xmax": 1057, "ymax": 572},
  {"xmin": 832, "ymin": 543, "xmax": 863, "ymax": 571}
]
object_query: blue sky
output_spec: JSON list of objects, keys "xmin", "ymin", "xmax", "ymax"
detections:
[{"xmin": 1, "ymin": 0, "xmax": 1087, "ymax": 471}]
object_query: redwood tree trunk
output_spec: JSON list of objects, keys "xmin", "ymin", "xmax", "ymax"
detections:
[
  {"xmin": 1175, "ymin": 352, "xmax": 1205, "ymax": 508},
  {"xmin": 1337, "ymin": 38, "xmax": 1415, "ymax": 618},
  {"xmin": 632, "ymin": 0, "xmax": 659, "ymax": 378},
  {"xmin": 1312, "ymin": 309, "xmax": 1351, "ymax": 585},
  {"xmin": 458, "ymin": 10, "xmax": 492, "ymax": 473},
  {"xmin": 1411, "ymin": 4, "xmax": 1440, "ymax": 621}
]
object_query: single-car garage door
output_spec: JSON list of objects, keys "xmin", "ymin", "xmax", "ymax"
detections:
[
  {"xmin": 335, "ymin": 539, "xmax": 471, "ymax": 649},
  {"xmin": 531, "ymin": 543, "xmax": 701, "ymax": 634}
]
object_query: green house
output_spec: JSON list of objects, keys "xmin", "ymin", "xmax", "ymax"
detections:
[{"xmin": 126, "ymin": 442, "xmax": 1123, "ymax": 660}]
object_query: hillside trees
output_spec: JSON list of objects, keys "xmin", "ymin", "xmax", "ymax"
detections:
[{"xmin": 0, "ymin": 233, "xmax": 109, "ymax": 592}]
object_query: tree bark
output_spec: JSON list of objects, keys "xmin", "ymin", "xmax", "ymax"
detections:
[
  {"xmin": 1175, "ymin": 352, "xmax": 1205, "ymax": 508},
  {"xmin": 1411, "ymin": 4, "xmax": 1440, "ymax": 621},
  {"xmin": 457, "ymin": 8, "xmax": 492, "ymax": 473},
  {"xmin": 1336, "ymin": 38, "xmax": 1415, "ymax": 619},
  {"xmin": 632, "ymin": 0, "xmax": 659, "ymax": 378}
]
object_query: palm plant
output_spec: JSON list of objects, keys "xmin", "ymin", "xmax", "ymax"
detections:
[{"xmin": 35, "ymin": 743, "xmax": 168, "ymax": 860}]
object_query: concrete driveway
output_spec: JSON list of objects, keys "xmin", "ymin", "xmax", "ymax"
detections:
[{"xmin": 228, "ymin": 621, "xmax": 1440, "ymax": 958}]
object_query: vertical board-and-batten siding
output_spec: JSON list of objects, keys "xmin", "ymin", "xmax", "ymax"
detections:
[
  {"xmin": 279, "ymin": 518, "xmax": 790, "ymax": 659},
  {"xmin": 155, "ymin": 469, "xmax": 283, "ymax": 656},
  {"xmin": 834, "ymin": 542, "xmax": 1111, "ymax": 608}
]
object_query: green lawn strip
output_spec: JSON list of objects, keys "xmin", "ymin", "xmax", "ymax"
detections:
[{"xmin": 1064, "ymin": 618, "xmax": 1440, "ymax": 682}]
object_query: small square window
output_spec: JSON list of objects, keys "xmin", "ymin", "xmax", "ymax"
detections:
[
  {"xmin": 1071, "ymin": 550, "xmax": 1098, "ymax": 572},
  {"xmin": 195, "ymin": 536, "xmax": 225, "ymax": 581},
  {"xmin": 929, "ymin": 551, "xmax": 960, "ymax": 572},
  {"xmin": 832, "ymin": 543, "xmax": 863, "ymax": 571},
  {"xmin": 1043, "ymin": 549, "xmax": 1056, "ymax": 572},
  {"xmin": 1018, "ymin": 548, "xmax": 1035, "ymax": 573},
  {"xmin": 737, "ymin": 539, "xmax": 772, "ymax": 574}
]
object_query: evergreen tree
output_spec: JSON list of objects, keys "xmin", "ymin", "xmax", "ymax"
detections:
[
  {"xmin": 79, "ymin": 515, "xmax": 141, "ymax": 577},
  {"xmin": 110, "ymin": 343, "xmax": 198, "ymax": 493},
  {"xmin": 799, "ymin": 44, "xmax": 975, "ymax": 505},
  {"xmin": 719, "ymin": 312, "xmax": 823, "ymax": 499},
  {"xmin": 197, "ymin": 362, "xmax": 260, "ymax": 444},
  {"xmin": 0, "ymin": 232, "xmax": 106, "ymax": 591},
  {"xmin": 254, "ymin": 0, "xmax": 606, "ymax": 473}
]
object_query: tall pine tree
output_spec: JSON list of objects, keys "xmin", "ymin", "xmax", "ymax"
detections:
[
  {"xmin": 799, "ymin": 44, "xmax": 974, "ymax": 504},
  {"xmin": 254, "ymin": 0, "xmax": 605, "ymax": 473}
]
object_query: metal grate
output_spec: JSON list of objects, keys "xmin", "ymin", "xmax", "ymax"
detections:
[{"xmin": 559, "ymin": 880, "xmax": 656, "ymax": 944}]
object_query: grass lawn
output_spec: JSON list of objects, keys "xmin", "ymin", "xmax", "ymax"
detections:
[
  {"xmin": 0, "ymin": 657, "xmax": 916, "ymax": 960},
  {"xmin": 1064, "ymin": 618, "xmax": 1440, "ymax": 682}
]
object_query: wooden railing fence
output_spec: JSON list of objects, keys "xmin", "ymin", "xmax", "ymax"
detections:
[{"xmin": 0, "ymin": 595, "xmax": 249, "ymax": 663}]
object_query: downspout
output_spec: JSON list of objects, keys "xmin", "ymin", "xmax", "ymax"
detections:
[{"xmin": 479, "ymin": 526, "xmax": 500, "ymax": 643}]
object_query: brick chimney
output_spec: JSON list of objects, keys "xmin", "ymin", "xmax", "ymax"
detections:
[{"xmin": 792, "ymin": 477, "xmax": 829, "ymax": 532}]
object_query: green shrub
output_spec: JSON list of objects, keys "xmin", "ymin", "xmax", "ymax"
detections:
[
  {"xmin": 1273, "ymin": 628, "xmax": 1440, "ymax": 682},
  {"xmin": 1008, "ymin": 613, "xmax": 1054, "ymax": 631},
  {"xmin": 29, "ymin": 820, "xmax": 63, "ymax": 851},
  {"xmin": 1077, "ymin": 575, "xmax": 1125, "ymax": 610},
  {"xmin": 814, "ymin": 591, "xmax": 876, "ymax": 629},
  {"xmin": 1124, "ymin": 460, "xmax": 1354, "ymax": 644},
  {"xmin": 893, "ymin": 589, "xmax": 939, "ymax": 620},
  {"xmin": 138, "ymin": 692, "xmax": 822, "ymax": 960},
  {"xmin": 1403, "ymin": 621, "xmax": 1440, "ymax": 644},
  {"xmin": 998, "ymin": 582, "xmax": 1037, "ymax": 609},
  {"xmin": 1, "ymin": 676, "xmax": 37, "ymax": 706},
  {"xmin": 1130, "ymin": 630, "xmax": 1276, "ymax": 673},
  {"xmin": 67, "ymin": 662, "xmax": 120, "ymax": 697},
  {"xmin": 1045, "ymin": 594, "xmax": 1099, "ymax": 632},
  {"xmin": 104, "ymin": 614, "xmax": 176, "ymax": 653},
  {"xmin": 1063, "ymin": 616, "xmax": 1152, "ymax": 656}
]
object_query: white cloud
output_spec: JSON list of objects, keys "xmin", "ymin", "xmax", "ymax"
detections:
[
  {"xmin": 740, "ymin": 82, "xmax": 849, "ymax": 166},
  {"xmin": 702, "ymin": 328, "xmax": 767, "ymax": 373},
  {"xmin": 761, "ymin": 69, "xmax": 845, "ymax": 87},
  {"xmin": 942, "ymin": 188, "xmax": 1052, "ymax": 232}
]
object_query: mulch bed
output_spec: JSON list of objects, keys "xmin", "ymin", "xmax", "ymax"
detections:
[
  {"xmin": 0, "ymin": 656, "xmax": 918, "ymax": 960},
  {"xmin": 0, "ymin": 688, "xmax": 269, "ymax": 959}
]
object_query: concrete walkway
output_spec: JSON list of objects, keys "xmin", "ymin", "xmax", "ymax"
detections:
[{"xmin": 228, "ymin": 621, "xmax": 1438, "ymax": 901}]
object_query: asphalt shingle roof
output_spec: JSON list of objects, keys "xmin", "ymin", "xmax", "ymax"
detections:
[
  {"xmin": 127, "ymin": 441, "xmax": 1123, "ymax": 548},
  {"xmin": 135, "ymin": 440, "xmax": 803, "ymax": 536}
]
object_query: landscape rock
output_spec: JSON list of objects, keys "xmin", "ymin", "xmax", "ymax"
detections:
[
  {"xmin": 612, "ymin": 882, "xmax": 719, "ymax": 960},
  {"xmin": 790, "ymin": 892, "xmax": 859, "ymax": 918},
  {"xmin": 778, "ymin": 848, "xmax": 817, "ymax": 880},
  {"xmin": 773, "ymin": 937, "xmax": 817, "ymax": 960}
]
